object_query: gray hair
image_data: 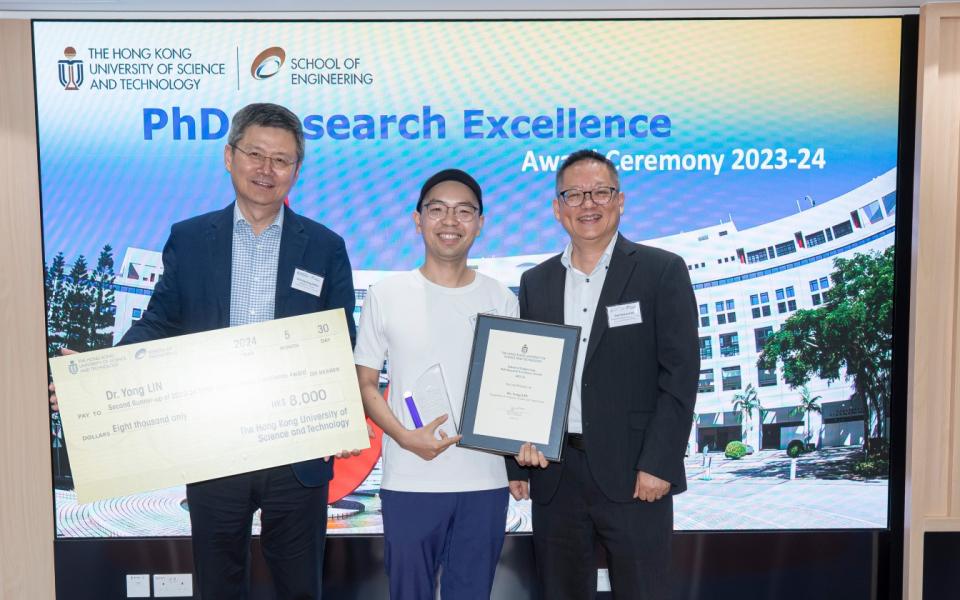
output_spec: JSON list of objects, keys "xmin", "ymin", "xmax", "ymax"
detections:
[{"xmin": 228, "ymin": 103, "xmax": 305, "ymax": 164}]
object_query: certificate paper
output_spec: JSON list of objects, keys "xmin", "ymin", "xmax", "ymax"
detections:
[
  {"xmin": 458, "ymin": 315, "xmax": 579, "ymax": 461},
  {"xmin": 471, "ymin": 330, "xmax": 563, "ymax": 444},
  {"xmin": 49, "ymin": 309, "xmax": 369, "ymax": 504}
]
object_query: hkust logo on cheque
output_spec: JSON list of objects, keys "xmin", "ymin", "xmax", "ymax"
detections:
[
  {"xmin": 58, "ymin": 46, "xmax": 84, "ymax": 90},
  {"xmin": 251, "ymin": 47, "xmax": 286, "ymax": 80}
]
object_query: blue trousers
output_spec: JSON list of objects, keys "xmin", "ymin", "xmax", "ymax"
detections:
[{"xmin": 380, "ymin": 487, "xmax": 509, "ymax": 600}]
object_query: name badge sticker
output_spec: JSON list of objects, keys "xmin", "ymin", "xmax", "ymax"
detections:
[
  {"xmin": 606, "ymin": 301, "xmax": 642, "ymax": 328},
  {"xmin": 292, "ymin": 268, "xmax": 324, "ymax": 297}
]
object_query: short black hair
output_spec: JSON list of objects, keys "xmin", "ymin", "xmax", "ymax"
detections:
[
  {"xmin": 556, "ymin": 149, "xmax": 619, "ymax": 194},
  {"xmin": 228, "ymin": 103, "xmax": 305, "ymax": 165},
  {"xmin": 417, "ymin": 168, "xmax": 483, "ymax": 215}
]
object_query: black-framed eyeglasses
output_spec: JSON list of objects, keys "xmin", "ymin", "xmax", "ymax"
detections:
[
  {"xmin": 230, "ymin": 144, "xmax": 298, "ymax": 171},
  {"xmin": 421, "ymin": 201, "xmax": 480, "ymax": 223},
  {"xmin": 558, "ymin": 186, "xmax": 618, "ymax": 207}
]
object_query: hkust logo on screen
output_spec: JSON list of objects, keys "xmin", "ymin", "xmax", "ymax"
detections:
[
  {"xmin": 57, "ymin": 46, "xmax": 83, "ymax": 90},
  {"xmin": 56, "ymin": 45, "xmax": 227, "ymax": 91}
]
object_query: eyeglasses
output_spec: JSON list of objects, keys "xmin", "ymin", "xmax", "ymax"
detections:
[
  {"xmin": 230, "ymin": 144, "xmax": 298, "ymax": 172},
  {"xmin": 558, "ymin": 186, "xmax": 618, "ymax": 207},
  {"xmin": 421, "ymin": 202, "xmax": 480, "ymax": 223}
]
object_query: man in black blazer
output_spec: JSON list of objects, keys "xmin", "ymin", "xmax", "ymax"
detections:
[
  {"xmin": 508, "ymin": 149, "xmax": 699, "ymax": 599},
  {"xmin": 120, "ymin": 103, "xmax": 357, "ymax": 599}
]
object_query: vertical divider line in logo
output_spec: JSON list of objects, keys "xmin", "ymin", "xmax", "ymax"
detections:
[{"xmin": 236, "ymin": 47, "xmax": 240, "ymax": 90}]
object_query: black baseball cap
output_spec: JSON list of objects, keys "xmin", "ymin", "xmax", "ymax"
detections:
[{"xmin": 416, "ymin": 168, "xmax": 483, "ymax": 215}]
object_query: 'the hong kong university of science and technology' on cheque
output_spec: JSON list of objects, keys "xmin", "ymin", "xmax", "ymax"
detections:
[{"xmin": 49, "ymin": 309, "xmax": 369, "ymax": 504}]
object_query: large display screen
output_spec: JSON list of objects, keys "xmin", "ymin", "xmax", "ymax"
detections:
[{"xmin": 35, "ymin": 18, "xmax": 902, "ymax": 537}]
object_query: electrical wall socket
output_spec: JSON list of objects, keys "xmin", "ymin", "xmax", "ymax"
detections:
[
  {"xmin": 153, "ymin": 574, "xmax": 193, "ymax": 597},
  {"xmin": 125, "ymin": 574, "xmax": 150, "ymax": 598}
]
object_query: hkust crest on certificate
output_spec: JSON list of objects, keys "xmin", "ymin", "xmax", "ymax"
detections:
[{"xmin": 292, "ymin": 268, "xmax": 324, "ymax": 297}]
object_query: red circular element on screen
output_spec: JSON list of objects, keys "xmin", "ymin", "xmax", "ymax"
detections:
[{"xmin": 328, "ymin": 416, "xmax": 383, "ymax": 503}]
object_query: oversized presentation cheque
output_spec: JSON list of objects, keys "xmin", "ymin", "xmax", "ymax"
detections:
[{"xmin": 49, "ymin": 309, "xmax": 370, "ymax": 504}]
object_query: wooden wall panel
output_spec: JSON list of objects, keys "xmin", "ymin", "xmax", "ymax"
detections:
[
  {"xmin": 906, "ymin": 4, "xmax": 960, "ymax": 599},
  {"xmin": 0, "ymin": 7, "xmax": 957, "ymax": 600},
  {"xmin": 0, "ymin": 18, "xmax": 57, "ymax": 600},
  {"xmin": 945, "ymin": 18, "xmax": 960, "ymax": 523}
]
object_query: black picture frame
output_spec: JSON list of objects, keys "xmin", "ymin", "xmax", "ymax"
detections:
[{"xmin": 457, "ymin": 314, "xmax": 580, "ymax": 461}]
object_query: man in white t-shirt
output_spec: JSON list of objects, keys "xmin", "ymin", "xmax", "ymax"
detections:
[{"xmin": 354, "ymin": 169, "xmax": 519, "ymax": 599}]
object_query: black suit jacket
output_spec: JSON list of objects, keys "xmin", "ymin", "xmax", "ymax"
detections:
[
  {"xmin": 507, "ymin": 234, "xmax": 699, "ymax": 504},
  {"xmin": 120, "ymin": 203, "xmax": 356, "ymax": 487}
]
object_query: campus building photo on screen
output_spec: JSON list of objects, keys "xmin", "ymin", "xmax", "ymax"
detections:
[{"xmin": 34, "ymin": 18, "xmax": 902, "ymax": 537}]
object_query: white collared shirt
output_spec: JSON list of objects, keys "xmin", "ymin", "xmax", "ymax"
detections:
[{"xmin": 561, "ymin": 233, "xmax": 618, "ymax": 434}]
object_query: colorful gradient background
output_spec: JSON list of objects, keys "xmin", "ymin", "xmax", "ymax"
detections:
[
  {"xmin": 35, "ymin": 19, "xmax": 902, "ymax": 538},
  {"xmin": 35, "ymin": 19, "xmax": 901, "ymax": 270}
]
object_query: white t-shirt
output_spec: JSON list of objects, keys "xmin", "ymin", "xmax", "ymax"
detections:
[{"xmin": 354, "ymin": 269, "xmax": 519, "ymax": 492}]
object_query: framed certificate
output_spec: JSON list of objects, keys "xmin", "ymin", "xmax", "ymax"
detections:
[{"xmin": 457, "ymin": 314, "xmax": 580, "ymax": 462}]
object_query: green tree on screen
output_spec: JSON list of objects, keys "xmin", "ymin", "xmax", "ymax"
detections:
[
  {"xmin": 45, "ymin": 246, "xmax": 117, "ymax": 354},
  {"xmin": 731, "ymin": 383, "xmax": 762, "ymax": 448},
  {"xmin": 758, "ymin": 248, "xmax": 894, "ymax": 453},
  {"xmin": 62, "ymin": 255, "xmax": 94, "ymax": 350},
  {"xmin": 791, "ymin": 385, "xmax": 823, "ymax": 446},
  {"xmin": 89, "ymin": 244, "xmax": 116, "ymax": 349},
  {"xmin": 45, "ymin": 251, "xmax": 68, "ymax": 356}
]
